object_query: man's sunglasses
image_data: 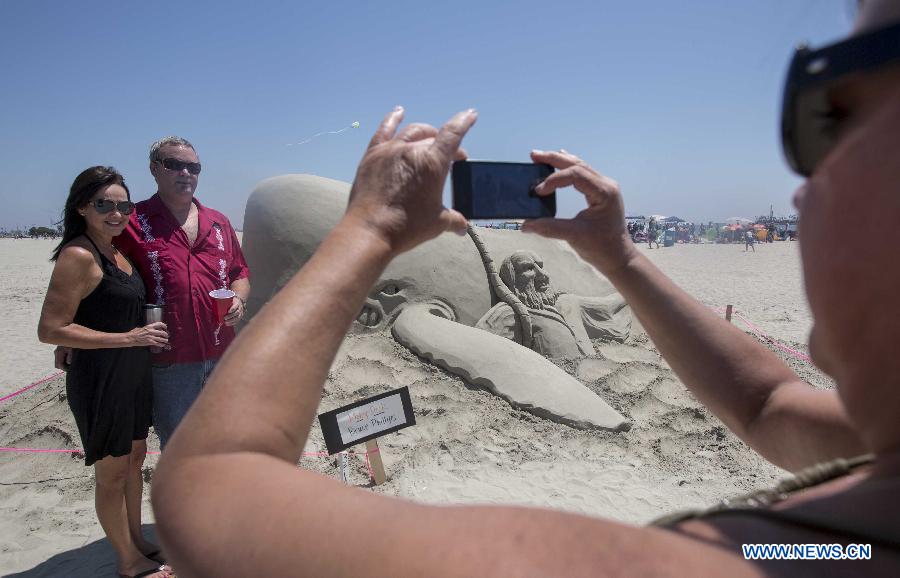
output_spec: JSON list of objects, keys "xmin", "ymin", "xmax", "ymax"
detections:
[
  {"xmin": 158, "ymin": 158, "xmax": 202, "ymax": 175},
  {"xmin": 781, "ymin": 20, "xmax": 900, "ymax": 177},
  {"xmin": 90, "ymin": 199, "xmax": 135, "ymax": 215}
]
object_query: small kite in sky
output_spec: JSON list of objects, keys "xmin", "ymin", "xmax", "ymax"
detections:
[{"xmin": 286, "ymin": 121, "xmax": 360, "ymax": 146}]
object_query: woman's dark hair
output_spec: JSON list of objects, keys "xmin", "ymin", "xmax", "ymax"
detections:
[{"xmin": 51, "ymin": 166, "xmax": 130, "ymax": 261}]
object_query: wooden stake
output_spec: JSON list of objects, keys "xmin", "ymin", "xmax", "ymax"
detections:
[
  {"xmin": 338, "ymin": 451, "xmax": 350, "ymax": 484},
  {"xmin": 725, "ymin": 304, "xmax": 733, "ymax": 322},
  {"xmin": 365, "ymin": 439, "xmax": 387, "ymax": 485}
]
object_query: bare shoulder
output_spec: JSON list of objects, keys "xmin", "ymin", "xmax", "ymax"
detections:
[
  {"xmin": 751, "ymin": 381, "xmax": 865, "ymax": 470},
  {"xmin": 51, "ymin": 239, "xmax": 102, "ymax": 289},
  {"xmin": 57, "ymin": 238, "xmax": 97, "ymax": 264}
]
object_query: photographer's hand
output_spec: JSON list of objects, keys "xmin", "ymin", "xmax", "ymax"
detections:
[
  {"xmin": 345, "ymin": 106, "xmax": 476, "ymax": 256},
  {"xmin": 522, "ymin": 149, "xmax": 638, "ymax": 276}
]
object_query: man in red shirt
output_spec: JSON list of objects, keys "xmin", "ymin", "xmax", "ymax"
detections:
[
  {"xmin": 115, "ymin": 136, "xmax": 250, "ymax": 447},
  {"xmin": 56, "ymin": 138, "xmax": 250, "ymax": 447}
]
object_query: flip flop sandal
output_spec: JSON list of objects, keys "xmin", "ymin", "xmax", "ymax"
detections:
[{"xmin": 145, "ymin": 550, "xmax": 167, "ymax": 565}]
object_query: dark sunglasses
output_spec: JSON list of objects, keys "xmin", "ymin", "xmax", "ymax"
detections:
[
  {"xmin": 90, "ymin": 199, "xmax": 135, "ymax": 215},
  {"xmin": 159, "ymin": 157, "xmax": 202, "ymax": 175},
  {"xmin": 781, "ymin": 20, "xmax": 900, "ymax": 177}
]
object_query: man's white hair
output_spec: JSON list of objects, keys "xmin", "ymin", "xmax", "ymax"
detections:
[{"xmin": 149, "ymin": 136, "xmax": 196, "ymax": 163}]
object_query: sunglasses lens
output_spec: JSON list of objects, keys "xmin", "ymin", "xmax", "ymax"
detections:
[
  {"xmin": 786, "ymin": 86, "xmax": 840, "ymax": 177},
  {"xmin": 94, "ymin": 199, "xmax": 114, "ymax": 213},
  {"xmin": 162, "ymin": 158, "xmax": 201, "ymax": 175},
  {"xmin": 93, "ymin": 200, "xmax": 134, "ymax": 215}
]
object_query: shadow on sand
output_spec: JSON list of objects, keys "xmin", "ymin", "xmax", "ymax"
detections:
[{"xmin": 3, "ymin": 525, "xmax": 162, "ymax": 578}]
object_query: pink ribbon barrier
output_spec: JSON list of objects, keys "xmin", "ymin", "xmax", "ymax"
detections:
[
  {"xmin": 0, "ymin": 447, "xmax": 160, "ymax": 455},
  {"xmin": 732, "ymin": 312, "xmax": 813, "ymax": 363},
  {"xmin": 0, "ymin": 447, "xmax": 377, "ymax": 482},
  {"xmin": 715, "ymin": 306, "xmax": 813, "ymax": 363},
  {"xmin": 3, "ymin": 368, "xmax": 382, "ymax": 480},
  {"xmin": 0, "ymin": 371, "xmax": 64, "ymax": 404}
]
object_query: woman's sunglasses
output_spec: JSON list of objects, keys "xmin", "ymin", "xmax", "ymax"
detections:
[
  {"xmin": 89, "ymin": 199, "xmax": 135, "ymax": 215},
  {"xmin": 158, "ymin": 157, "xmax": 202, "ymax": 175},
  {"xmin": 781, "ymin": 20, "xmax": 900, "ymax": 177}
]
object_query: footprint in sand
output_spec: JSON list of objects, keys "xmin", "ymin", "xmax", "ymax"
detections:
[
  {"xmin": 602, "ymin": 363, "xmax": 660, "ymax": 395},
  {"xmin": 596, "ymin": 343, "xmax": 661, "ymax": 365}
]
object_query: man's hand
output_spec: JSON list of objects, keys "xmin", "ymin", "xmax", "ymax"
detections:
[
  {"xmin": 54, "ymin": 346, "xmax": 72, "ymax": 371},
  {"xmin": 345, "ymin": 107, "xmax": 477, "ymax": 256},
  {"xmin": 224, "ymin": 297, "xmax": 245, "ymax": 327},
  {"xmin": 521, "ymin": 150, "xmax": 639, "ymax": 276}
]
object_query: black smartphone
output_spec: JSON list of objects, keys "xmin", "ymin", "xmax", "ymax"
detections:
[{"xmin": 451, "ymin": 161, "xmax": 556, "ymax": 220}]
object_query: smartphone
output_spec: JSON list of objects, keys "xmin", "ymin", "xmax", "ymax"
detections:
[{"xmin": 451, "ymin": 161, "xmax": 556, "ymax": 220}]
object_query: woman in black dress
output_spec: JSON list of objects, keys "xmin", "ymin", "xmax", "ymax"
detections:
[{"xmin": 38, "ymin": 167, "xmax": 172, "ymax": 578}]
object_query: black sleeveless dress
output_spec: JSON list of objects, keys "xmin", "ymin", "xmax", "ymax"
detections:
[{"xmin": 67, "ymin": 236, "xmax": 153, "ymax": 466}]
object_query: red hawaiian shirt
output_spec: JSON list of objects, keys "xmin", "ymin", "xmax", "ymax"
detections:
[{"xmin": 114, "ymin": 193, "xmax": 249, "ymax": 364}]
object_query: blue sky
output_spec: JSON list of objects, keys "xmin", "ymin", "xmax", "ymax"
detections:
[{"xmin": 0, "ymin": 0, "xmax": 852, "ymax": 230}]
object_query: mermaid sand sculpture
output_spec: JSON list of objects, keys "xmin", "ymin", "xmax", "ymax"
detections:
[{"xmin": 242, "ymin": 175, "xmax": 632, "ymax": 431}]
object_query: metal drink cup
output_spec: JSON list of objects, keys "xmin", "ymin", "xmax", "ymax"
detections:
[
  {"xmin": 209, "ymin": 289, "xmax": 235, "ymax": 323},
  {"xmin": 143, "ymin": 304, "xmax": 164, "ymax": 353},
  {"xmin": 143, "ymin": 304, "xmax": 163, "ymax": 324}
]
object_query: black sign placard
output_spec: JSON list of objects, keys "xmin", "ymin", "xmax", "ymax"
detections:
[{"xmin": 318, "ymin": 386, "xmax": 416, "ymax": 455}]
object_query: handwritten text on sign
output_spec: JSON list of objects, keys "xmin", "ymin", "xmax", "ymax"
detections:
[
  {"xmin": 318, "ymin": 386, "xmax": 416, "ymax": 454},
  {"xmin": 337, "ymin": 393, "xmax": 406, "ymax": 445}
]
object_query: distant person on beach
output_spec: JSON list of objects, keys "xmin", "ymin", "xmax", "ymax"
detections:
[
  {"xmin": 151, "ymin": 2, "xmax": 900, "ymax": 575},
  {"xmin": 647, "ymin": 217, "xmax": 660, "ymax": 248},
  {"xmin": 744, "ymin": 229, "xmax": 755, "ymax": 252},
  {"xmin": 55, "ymin": 136, "xmax": 250, "ymax": 448},
  {"xmin": 38, "ymin": 167, "xmax": 171, "ymax": 578}
]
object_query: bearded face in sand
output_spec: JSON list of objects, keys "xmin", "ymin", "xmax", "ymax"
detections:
[{"xmin": 499, "ymin": 251, "xmax": 560, "ymax": 310}]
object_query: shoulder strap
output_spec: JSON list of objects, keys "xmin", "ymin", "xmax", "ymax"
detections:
[
  {"xmin": 700, "ymin": 506, "xmax": 900, "ymax": 551},
  {"xmin": 652, "ymin": 455, "xmax": 900, "ymax": 549},
  {"xmin": 83, "ymin": 234, "xmax": 114, "ymax": 270}
]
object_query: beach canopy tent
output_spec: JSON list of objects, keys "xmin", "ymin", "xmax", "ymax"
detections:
[{"xmin": 725, "ymin": 217, "xmax": 752, "ymax": 224}]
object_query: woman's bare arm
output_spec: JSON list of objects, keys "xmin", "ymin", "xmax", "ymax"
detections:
[
  {"xmin": 605, "ymin": 251, "xmax": 863, "ymax": 471},
  {"xmin": 523, "ymin": 149, "xmax": 865, "ymax": 472}
]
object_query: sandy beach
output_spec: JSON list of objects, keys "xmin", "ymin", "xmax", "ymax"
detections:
[{"xmin": 0, "ymin": 237, "xmax": 832, "ymax": 577}]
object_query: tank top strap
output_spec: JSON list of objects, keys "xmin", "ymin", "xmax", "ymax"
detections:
[{"xmin": 84, "ymin": 234, "xmax": 116, "ymax": 273}]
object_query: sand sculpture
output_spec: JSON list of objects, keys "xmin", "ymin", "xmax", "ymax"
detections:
[
  {"xmin": 242, "ymin": 175, "xmax": 632, "ymax": 431},
  {"xmin": 474, "ymin": 249, "xmax": 630, "ymax": 358}
]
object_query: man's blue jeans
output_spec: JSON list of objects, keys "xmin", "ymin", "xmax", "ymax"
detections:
[{"xmin": 152, "ymin": 359, "xmax": 218, "ymax": 448}]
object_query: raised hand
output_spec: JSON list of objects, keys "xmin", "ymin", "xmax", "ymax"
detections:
[
  {"xmin": 345, "ymin": 107, "xmax": 478, "ymax": 256},
  {"xmin": 522, "ymin": 149, "xmax": 638, "ymax": 275}
]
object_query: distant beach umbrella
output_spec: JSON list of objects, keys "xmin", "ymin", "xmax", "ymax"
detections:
[{"xmin": 725, "ymin": 217, "xmax": 752, "ymax": 224}]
